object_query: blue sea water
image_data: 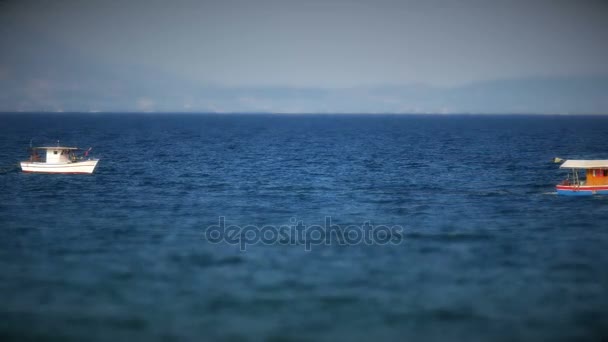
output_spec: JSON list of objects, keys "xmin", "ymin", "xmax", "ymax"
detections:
[{"xmin": 0, "ymin": 113, "xmax": 607, "ymax": 341}]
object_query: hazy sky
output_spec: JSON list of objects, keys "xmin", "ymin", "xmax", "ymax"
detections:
[{"xmin": 1, "ymin": 0, "xmax": 607, "ymax": 112}]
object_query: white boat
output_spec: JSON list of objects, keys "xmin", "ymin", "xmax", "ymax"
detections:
[{"xmin": 20, "ymin": 146, "xmax": 99, "ymax": 174}]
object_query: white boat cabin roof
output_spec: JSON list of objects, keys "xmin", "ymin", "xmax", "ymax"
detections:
[
  {"xmin": 560, "ymin": 160, "xmax": 608, "ymax": 169},
  {"xmin": 33, "ymin": 146, "xmax": 79, "ymax": 150}
]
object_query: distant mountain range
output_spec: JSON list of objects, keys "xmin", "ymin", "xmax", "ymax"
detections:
[
  {"xmin": 2, "ymin": 17, "xmax": 607, "ymax": 115},
  {"xmin": 1, "ymin": 57, "xmax": 607, "ymax": 114}
]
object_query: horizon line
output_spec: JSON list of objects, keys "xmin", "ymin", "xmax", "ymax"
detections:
[{"xmin": 1, "ymin": 111, "xmax": 608, "ymax": 116}]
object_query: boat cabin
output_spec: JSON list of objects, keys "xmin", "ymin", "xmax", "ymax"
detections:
[
  {"xmin": 30, "ymin": 147, "xmax": 79, "ymax": 164},
  {"xmin": 559, "ymin": 160, "xmax": 608, "ymax": 186}
]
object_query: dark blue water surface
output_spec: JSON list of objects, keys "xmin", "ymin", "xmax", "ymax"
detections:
[{"xmin": 1, "ymin": 113, "xmax": 607, "ymax": 341}]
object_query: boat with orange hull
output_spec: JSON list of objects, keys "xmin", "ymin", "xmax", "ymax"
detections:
[{"xmin": 556, "ymin": 160, "xmax": 608, "ymax": 196}]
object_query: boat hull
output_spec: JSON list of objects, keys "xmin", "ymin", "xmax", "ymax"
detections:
[
  {"xmin": 556, "ymin": 185, "xmax": 608, "ymax": 196},
  {"xmin": 20, "ymin": 159, "xmax": 99, "ymax": 174}
]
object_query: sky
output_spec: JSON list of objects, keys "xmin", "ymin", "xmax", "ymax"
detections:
[{"xmin": 0, "ymin": 0, "xmax": 607, "ymax": 113}]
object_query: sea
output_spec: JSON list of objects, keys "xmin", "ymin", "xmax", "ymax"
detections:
[{"xmin": 0, "ymin": 113, "xmax": 607, "ymax": 341}]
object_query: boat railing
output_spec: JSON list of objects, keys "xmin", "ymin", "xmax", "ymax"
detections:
[{"xmin": 561, "ymin": 170, "xmax": 585, "ymax": 187}]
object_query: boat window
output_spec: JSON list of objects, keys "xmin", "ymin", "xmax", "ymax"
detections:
[{"xmin": 53, "ymin": 151, "xmax": 58, "ymax": 155}]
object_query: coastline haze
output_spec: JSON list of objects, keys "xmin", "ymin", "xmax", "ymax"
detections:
[{"xmin": 0, "ymin": 0, "xmax": 607, "ymax": 113}]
